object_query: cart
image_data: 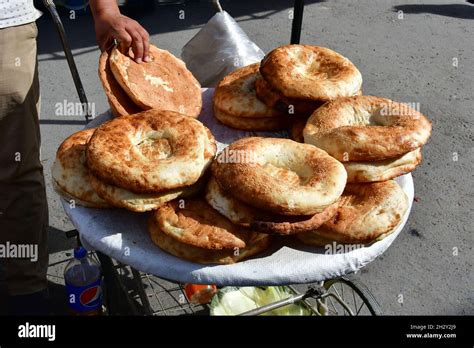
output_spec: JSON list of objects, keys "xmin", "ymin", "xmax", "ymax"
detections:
[{"xmin": 44, "ymin": 0, "xmax": 411, "ymax": 316}]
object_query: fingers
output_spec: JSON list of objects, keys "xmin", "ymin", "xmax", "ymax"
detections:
[
  {"xmin": 126, "ymin": 21, "xmax": 150, "ymax": 63},
  {"xmin": 117, "ymin": 29, "xmax": 133, "ymax": 52},
  {"xmin": 127, "ymin": 26, "xmax": 144, "ymax": 63},
  {"xmin": 138, "ymin": 27, "xmax": 150, "ymax": 62},
  {"xmin": 106, "ymin": 15, "xmax": 150, "ymax": 63}
]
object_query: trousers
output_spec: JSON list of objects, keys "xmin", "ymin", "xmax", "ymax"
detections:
[{"xmin": 0, "ymin": 22, "xmax": 48, "ymax": 296}]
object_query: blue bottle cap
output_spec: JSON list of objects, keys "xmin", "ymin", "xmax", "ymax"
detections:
[{"xmin": 74, "ymin": 246, "xmax": 87, "ymax": 259}]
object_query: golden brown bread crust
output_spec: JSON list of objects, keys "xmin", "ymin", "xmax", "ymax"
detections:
[
  {"xmin": 250, "ymin": 201, "xmax": 340, "ymax": 235},
  {"xmin": 205, "ymin": 176, "xmax": 273, "ymax": 223},
  {"xmin": 98, "ymin": 50, "xmax": 142, "ymax": 117},
  {"xmin": 260, "ymin": 45, "xmax": 363, "ymax": 101},
  {"xmin": 150, "ymin": 199, "xmax": 264, "ymax": 250},
  {"xmin": 86, "ymin": 109, "xmax": 216, "ymax": 193},
  {"xmin": 213, "ymin": 63, "xmax": 283, "ymax": 118},
  {"xmin": 211, "ymin": 137, "xmax": 347, "ymax": 216},
  {"xmin": 52, "ymin": 178, "xmax": 110, "ymax": 208},
  {"xmin": 255, "ymin": 77, "xmax": 325, "ymax": 117},
  {"xmin": 205, "ymin": 176, "xmax": 340, "ymax": 235},
  {"xmin": 212, "ymin": 64, "xmax": 288, "ymax": 131},
  {"xmin": 109, "ymin": 45, "xmax": 202, "ymax": 118},
  {"xmin": 296, "ymin": 180, "xmax": 408, "ymax": 245},
  {"xmin": 213, "ymin": 107, "xmax": 288, "ymax": 131},
  {"xmin": 148, "ymin": 215, "xmax": 271, "ymax": 264},
  {"xmin": 344, "ymin": 148, "xmax": 422, "ymax": 183},
  {"xmin": 89, "ymin": 173, "xmax": 205, "ymax": 212},
  {"xmin": 51, "ymin": 128, "xmax": 110, "ymax": 208},
  {"xmin": 303, "ymin": 96, "xmax": 432, "ymax": 161}
]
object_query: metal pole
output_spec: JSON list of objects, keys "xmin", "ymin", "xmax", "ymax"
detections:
[
  {"xmin": 212, "ymin": 0, "xmax": 223, "ymax": 12},
  {"xmin": 239, "ymin": 287, "xmax": 319, "ymax": 316},
  {"xmin": 42, "ymin": 0, "xmax": 92, "ymax": 123},
  {"xmin": 290, "ymin": 0, "xmax": 305, "ymax": 44}
]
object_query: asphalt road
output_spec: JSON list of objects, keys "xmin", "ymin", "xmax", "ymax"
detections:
[{"xmin": 37, "ymin": 0, "xmax": 473, "ymax": 315}]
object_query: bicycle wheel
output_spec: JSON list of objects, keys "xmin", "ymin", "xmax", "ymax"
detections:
[{"xmin": 318, "ymin": 276, "xmax": 382, "ymax": 316}]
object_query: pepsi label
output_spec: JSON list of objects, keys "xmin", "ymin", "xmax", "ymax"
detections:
[{"xmin": 66, "ymin": 278, "xmax": 103, "ymax": 312}]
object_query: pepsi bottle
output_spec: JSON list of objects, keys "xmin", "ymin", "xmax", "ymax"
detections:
[{"xmin": 64, "ymin": 246, "xmax": 103, "ymax": 315}]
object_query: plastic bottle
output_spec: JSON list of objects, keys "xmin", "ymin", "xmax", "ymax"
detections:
[{"xmin": 64, "ymin": 246, "xmax": 103, "ymax": 315}]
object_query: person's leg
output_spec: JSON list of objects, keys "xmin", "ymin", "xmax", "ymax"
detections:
[{"xmin": 0, "ymin": 22, "xmax": 49, "ymax": 315}]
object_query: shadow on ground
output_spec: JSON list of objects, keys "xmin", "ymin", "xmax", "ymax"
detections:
[
  {"xmin": 394, "ymin": 3, "xmax": 474, "ymax": 20},
  {"xmin": 48, "ymin": 226, "xmax": 77, "ymax": 254},
  {"xmin": 36, "ymin": 0, "xmax": 324, "ymax": 58},
  {"xmin": 47, "ymin": 280, "xmax": 68, "ymax": 315}
]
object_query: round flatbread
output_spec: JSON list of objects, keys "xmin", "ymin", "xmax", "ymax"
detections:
[
  {"xmin": 87, "ymin": 109, "xmax": 216, "ymax": 193},
  {"xmin": 205, "ymin": 176, "xmax": 340, "ymax": 235},
  {"xmin": 148, "ymin": 215, "xmax": 271, "ymax": 265},
  {"xmin": 303, "ymin": 96, "xmax": 432, "ymax": 161},
  {"xmin": 52, "ymin": 178, "xmax": 109, "ymax": 209},
  {"xmin": 89, "ymin": 173, "xmax": 206, "ymax": 212},
  {"xmin": 260, "ymin": 45, "xmax": 363, "ymax": 101},
  {"xmin": 212, "ymin": 137, "xmax": 347, "ymax": 215},
  {"xmin": 51, "ymin": 128, "xmax": 110, "ymax": 208},
  {"xmin": 98, "ymin": 49, "xmax": 141, "ymax": 117},
  {"xmin": 151, "ymin": 199, "xmax": 264, "ymax": 250},
  {"xmin": 213, "ymin": 63, "xmax": 283, "ymax": 118},
  {"xmin": 296, "ymin": 180, "xmax": 408, "ymax": 245},
  {"xmin": 344, "ymin": 148, "xmax": 422, "ymax": 183},
  {"xmin": 109, "ymin": 45, "xmax": 202, "ymax": 118}
]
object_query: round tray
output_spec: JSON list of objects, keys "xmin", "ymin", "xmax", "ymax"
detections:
[{"xmin": 62, "ymin": 89, "xmax": 414, "ymax": 286}]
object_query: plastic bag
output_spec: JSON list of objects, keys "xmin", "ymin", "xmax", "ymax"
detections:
[{"xmin": 181, "ymin": 11, "xmax": 265, "ymax": 87}]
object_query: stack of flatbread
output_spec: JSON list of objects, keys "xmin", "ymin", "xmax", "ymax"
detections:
[
  {"xmin": 51, "ymin": 43, "xmax": 433, "ymax": 265},
  {"xmin": 52, "ymin": 109, "xmax": 215, "ymax": 213},
  {"xmin": 212, "ymin": 45, "xmax": 362, "ymax": 138},
  {"xmin": 99, "ymin": 44, "xmax": 202, "ymax": 118}
]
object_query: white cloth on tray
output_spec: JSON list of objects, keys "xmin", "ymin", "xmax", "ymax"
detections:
[{"xmin": 62, "ymin": 88, "xmax": 414, "ymax": 286}]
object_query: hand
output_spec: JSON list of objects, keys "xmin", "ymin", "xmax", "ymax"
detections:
[{"xmin": 93, "ymin": 12, "xmax": 150, "ymax": 63}]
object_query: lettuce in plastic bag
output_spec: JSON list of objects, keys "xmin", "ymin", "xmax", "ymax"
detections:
[{"xmin": 210, "ymin": 286, "xmax": 312, "ymax": 316}]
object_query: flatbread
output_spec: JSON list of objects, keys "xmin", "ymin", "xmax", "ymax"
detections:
[
  {"xmin": 205, "ymin": 176, "xmax": 340, "ymax": 235},
  {"xmin": 51, "ymin": 128, "xmax": 110, "ymax": 208},
  {"xmin": 344, "ymin": 149, "xmax": 422, "ymax": 183},
  {"xmin": 98, "ymin": 49, "xmax": 142, "ymax": 117},
  {"xmin": 303, "ymin": 95, "xmax": 432, "ymax": 161},
  {"xmin": 86, "ymin": 109, "xmax": 216, "ymax": 193},
  {"xmin": 89, "ymin": 173, "xmax": 206, "ymax": 212},
  {"xmin": 109, "ymin": 45, "xmax": 202, "ymax": 118},
  {"xmin": 211, "ymin": 137, "xmax": 347, "ymax": 215},
  {"xmin": 296, "ymin": 181, "xmax": 408, "ymax": 245},
  {"xmin": 213, "ymin": 63, "xmax": 283, "ymax": 118},
  {"xmin": 151, "ymin": 200, "xmax": 259, "ymax": 250},
  {"xmin": 260, "ymin": 44, "xmax": 363, "ymax": 100},
  {"xmin": 148, "ymin": 215, "xmax": 271, "ymax": 264}
]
